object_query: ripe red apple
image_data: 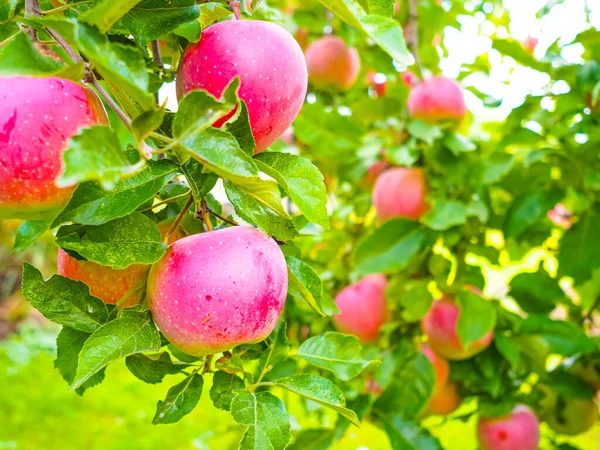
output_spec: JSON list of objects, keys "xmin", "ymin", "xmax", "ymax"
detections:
[
  {"xmin": 407, "ymin": 76, "xmax": 466, "ymax": 122},
  {"xmin": 366, "ymin": 71, "xmax": 387, "ymax": 97},
  {"xmin": 332, "ymin": 274, "xmax": 388, "ymax": 342},
  {"xmin": 477, "ymin": 405, "xmax": 540, "ymax": 450},
  {"xmin": 372, "ymin": 167, "xmax": 430, "ymax": 221},
  {"xmin": 421, "ymin": 295, "xmax": 494, "ymax": 360},
  {"xmin": 147, "ymin": 226, "xmax": 288, "ymax": 356},
  {"xmin": 176, "ymin": 20, "xmax": 307, "ymax": 152},
  {"xmin": 305, "ymin": 36, "xmax": 361, "ymax": 91},
  {"xmin": 0, "ymin": 76, "xmax": 107, "ymax": 219},
  {"xmin": 58, "ymin": 226, "xmax": 184, "ymax": 307},
  {"xmin": 363, "ymin": 160, "xmax": 388, "ymax": 187}
]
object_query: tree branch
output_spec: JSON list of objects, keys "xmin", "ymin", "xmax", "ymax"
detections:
[
  {"xmin": 207, "ymin": 207, "xmax": 239, "ymax": 226},
  {"xmin": 407, "ymin": 0, "xmax": 424, "ymax": 76},
  {"xmin": 163, "ymin": 196, "xmax": 194, "ymax": 244}
]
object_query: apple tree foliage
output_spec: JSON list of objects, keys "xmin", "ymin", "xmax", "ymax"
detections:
[{"xmin": 2, "ymin": 0, "xmax": 600, "ymax": 449}]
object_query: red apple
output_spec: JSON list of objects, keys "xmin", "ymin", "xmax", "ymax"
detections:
[
  {"xmin": 366, "ymin": 70, "xmax": 387, "ymax": 97},
  {"xmin": 147, "ymin": 226, "xmax": 288, "ymax": 356},
  {"xmin": 401, "ymin": 71, "xmax": 417, "ymax": 88},
  {"xmin": 57, "ymin": 225, "xmax": 184, "ymax": 308},
  {"xmin": 372, "ymin": 167, "xmax": 430, "ymax": 221},
  {"xmin": 521, "ymin": 36, "xmax": 538, "ymax": 55},
  {"xmin": 294, "ymin": 27, "xmax": 309, "ymax": 51},
  {"xmin": 477, "ymin": 405, "xmax": 540, "ymax": 450},
  {"xmin": 177, "ymin": 20, "xmax": 307, "ymax": 152},
  {"xmin": 547, "ymin": 203, "xmax": 574, "ymax": 230},
  {"xmin": 333, "ymin": 274, "xmax": 388, "ymax": 342},
  {"xmin": 422, "ymin": 344, "xmax": 450, "ymax": 388},
  {"xmin": 425, "ymin": 381, "xmax": 462, "ymax": 416},
  {"xmin": 407, "ymin": 76, "xmax": 466, "ymax": 122},
  {"xmin": 421, "ymin": 295, "xmax": 494, "ymax": 360},
  {"xmin": 305, "ymin": 36, "xmax": 361, "ymax": 91},
  {"xmin": 0, "ymin": 76, "xmax": 107, "ymax": 219},
  {"xmin": 363, "ymin": 160, "xmax": 389, "ymax": 187}
]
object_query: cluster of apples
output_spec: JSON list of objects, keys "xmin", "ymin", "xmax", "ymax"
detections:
[{"xmin": 1, "ymin": 19, "xmax": 309, "ymax": 356}]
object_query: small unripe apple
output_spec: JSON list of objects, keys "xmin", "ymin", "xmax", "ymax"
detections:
[
  {"xmin": 477, "ymin": 405, "xmax": 540, "ymax": 450},
  {"xmin": 333, "ymin": 274, "xmax": 388, "ymax": 342},
  {"xmin": 421, "ymin": 295, "xmax": 494, "ymax": 360},
  {"xmin": 305, "ymin": 36, "xmax": 360, "ymax": 91},
  {"xmin": 0, "ymin": 76, "xmax": 107, "ymax": 219},
  {"xmin": 407, "ymin": 76, "xmax": 466, "ymax": 122},
  {"xmin": 148, "ymin": 226, "xmax": 288, "ymax": 356},
  {"xmin": 425, "ymin": 381, "xmax": 462, "ymax": 416},
  {"xmin": 58, "ymin": 225, "xmax": 183, "ymax": 307},
  {"xmin": 177, "ymin": 20, "xmax": 308, "ymax": 152},
  {"xmin": 372, "ymin": 167, "xmax": 430, "ymax": 221},
  {"xmin": 546, "ymin": 394, "xmax": 598, "ymax": 435}
]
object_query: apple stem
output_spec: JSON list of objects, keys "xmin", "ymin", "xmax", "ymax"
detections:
[
  {"xmin": 198, "ymin": 197, "xmax": 214, "ymax": 232},
  {"xmin": 228, "ymin": 0, "xmax": 241, "ymax": 20},
  {"xmin": 206, "ymin": 206, "xmax": 239, "ymax": 227},
  {"xmin": 407, "ymin": 0, "xmax": 424, "ymax": 76},
  {"xmin": 163, "ymin": 196, "xmax": 194, "ymax": 244}
]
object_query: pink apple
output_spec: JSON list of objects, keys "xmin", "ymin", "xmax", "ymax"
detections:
[
  {"xmin": 372, "ymin": 167, "xmax": 430, "ymax": 221},
  {"xmin": 407, "ymin": 76, "xmax": 466, "ymax": 122},
  {"xmin": 547, "ymin": 203, "xmax": 574, "ymax": 229},
  {"xmin": 422, "ymin": 344, "xmax": 450, "ymax": 388},
  {"xmin": 366, "ymin": 70, "xmax": 387, "ymax": 97},
  {"xmin": 333, "ymin": 274, "xmax": 388, "ymax": 342},
  {"xmin": 421, "ymin": 295, "xmax": 494, "ymax": 360},
  {"xmin": 477, "ymin": 405, "xmax": 540, "ymax": 450},
  {"xmin": 0, "ymin": 76, "xmax": 107, "ymax": 219},
  {"xmin": 147, "ymin": 226, "xmax": 288, "ymax": 356},
  {"xmin": 363, "ymin": 160, "xmax": 389, "ymax": 187},
  {"xmin": 176, "ymin": 20, "xmax": 307, "ymax": 152},
  {"xmin": 426, "ymin": 381, "xmax": 462, "ymax": 416},
  {"xmin": 305, "ymin": 36, "xmax": 361, "ymax": 91}
]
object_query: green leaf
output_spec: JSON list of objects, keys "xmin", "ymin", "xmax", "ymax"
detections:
[
  {"xmin": 226, "ymin": 101, "xmax": 256, "ymax": 155},
  {"xmin": 180, "ymin": 128, "xmax": 259, "ymax": 186},
  {"xmin": 224, "ymin": 180, "xmax": 298, "ymax": 241},
  {"xmin": 492, "ymin": 39, "xmax": 549, "ymax": 72},
  {"xmin": 455, "ymin": 291, "xmax": 496, "ymax": 349},
  {"xmin": 0, "ymin": 32, "xmax": 64, "ymax": 76},
  {"xmin": 0, "ymin": 0, "xmax": 18, "ymax": 22},
  {"xmin": 174, "ymin": 78, "xmax": 240, "ymax": 141},
  {"xmin": 80, "ymin": 0, "xmax": 142, "ymax": 33},
  {"xmin": 397, "ymin": 280, "xmax": 433, "ymax": 322},
  {"xmin": 285, "ymin": 256, "xmax": 325, "ymax": 316},
  {"xmin": 509, "ymin": 266, "xmax": 566, "ymax": 314},
  {"xmin": 422, "ymin": 201, "xmax": 467, "ymax": 231},
  {"xmin": 21, "ymin": 263, "xmax": 109, "ymax": 333},
  {"xmin": 53, "ymin": 159, "xmax": 179, "ymax": 227},
  {"xmin": 181, "ymin": 159, "xmax": 218, "ymax": 200},
  {"xmin": 480, "ymin": 153, "xmax": 515, "ymax": 185},
  {"xmin": 318, "ymin": 1, "xmax": 412, "ymax": 65},
  {"xmin": 75, "ymin": 23, "xmax": 153, "ymax": 110},
  {"xmin": 210, "ymin": 371, "xmax": 246, "ymax": 411},
  {"xmin": 407, "ymin": 121, "xmax": 442, "ymax": 145},
  {"xmin": 368, "ymin": 0, "xmax": 394, "ymax": 16},
  {"xmin": 12, "ymin": 219, "xmax": 52, "ymax": 253},
  {"xmin": 125, "ymin": 352, "xmax": 186, "ymax": 384},
  {"xmin": 112, "ymin": 0, "xmax": 200, "ymax": 44},
  {"xmin": 444, "ymin": 133, "xmax": 476, "ymax": 155},
  {"xmin": 255, "ymin": 153, "xmax": 329, "ymax": 229},
  {"xmin": 558, "ymin": 212, "xmax": 600, "ymax": 284},
  {"xmin": 131, "ymin": 109, "xmax": 165, "ymax": 145},
  {"xmin": 268, "ymin": 375, "xmax": 359, "ymax": 426},
  {"xmin": 55, "ymin": 326, "xmax": 91, "ymax": 385},
  {"xmin": 517, "ymin": 316, "xmax": 595, "ymax": 356},
  {"xmin": 199, "ymin": 2, "xmax": 232, "ymax": 29},
  {"xmin": 296, "ymin": 332, "xmax": 378, "ymax": 381},
  {"xmin": 504, "ymin": 189, "xmax": 561, "ymax": 239},
  {"xmin": 57, "ymin": 126, "xmax": 142, "ymax": 191},
  {"xmin": 381, "ymin": 416, "xmax": 443, "ymax": 450},
  {"xmin": 153, "ymin": 371, "xmax": 204, "ymax": 424},
  {"xmin": 231, "ymin": 390, "xmax": 291, "ymax": 450},
  {"xmin": 354, "ymin": 219, "xmax": 427, "ymax": 275},
  {"xmin": 55, "ymin": 212, "xmax": 168, "ymax": 269},
  {"xmin": 73, "ymin": 309, "xmax": 161, "ymax": 388}
]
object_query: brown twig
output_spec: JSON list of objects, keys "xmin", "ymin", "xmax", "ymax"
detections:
[
  {"xmin": 25, "ymin": 0, "xmax": 41, "ymax": 16},
  {"xmin": 199, "ymin": 198, "xmax": 213, "ymax": 232},
  {"xmin": 163, "ymin": 196, "xmax": 194, "ymax": 244},
  {"xmin": 91, "ymin": 79, "xmax": 132, "ymax": 128},
  {"xmin": 228, "ymin": 0, "xmax": 241, "ymax": 19},
  {"xmin": 407, "ymin": 0, "xmax": 424, "ymax": 76},
  {"xmin": 207, "ymin": 207, "xmax": 239, "ymax": 226},
  {"xmin": 151, "ymin": 40, "xmax": 164, "ymax": 104}
]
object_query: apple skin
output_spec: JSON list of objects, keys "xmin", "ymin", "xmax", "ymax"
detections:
[
  {"xmin": 477, "ymin": 405, "xmax": 540, "ymax": 450},
  {"xmin": 372, "ymin": 167, "xmax": 430, "ymax": 222},
  {"xmin": 176, "ymin": 20, "xmax": 307, "ymax": 152},
  {"xmin": 363, "ymin": 160, "xmax": 388, "ymax": 187},
  {"xmin": 425, "ymin": 381, "xmax": 462, "ymax": 416},
  {"xmin": 332, "ymin": 274, "xmax": 388, "ymax": 342},
  {"xmin": 0, "ymin": 76, "xmax": 107, "ymax": 219},
  {"xmin": 305, "ymin": 36, "xmax": 361, "ymax": 91},
  {"xmin": 422, "ymin": 344, "xmax": 450, "ymax": 388},
  {"xmin": 421, "ymin": 295, "xmax": 494, "ymax": 360},
  {"xmin": 57, "ymin": 226, "xmax": 184, "ymax": 307},
  {"xmin": 407, "ymin": 76, "xmax": 466, "ymax": 122},
  {"xmin": 147, "ymin": 226, "xmax": 288, "ymax": 356}
]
